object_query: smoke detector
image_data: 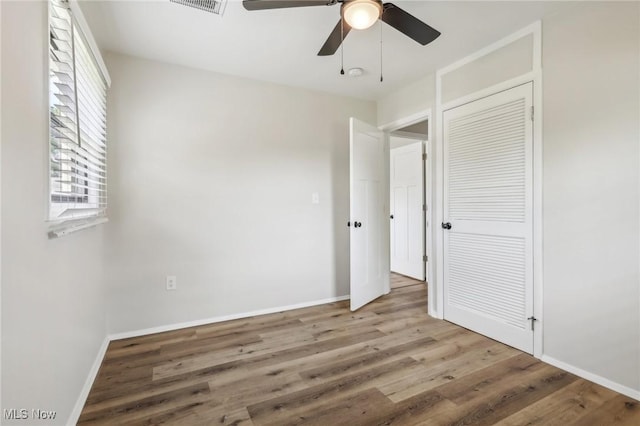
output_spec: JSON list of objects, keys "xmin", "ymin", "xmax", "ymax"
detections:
[
  {"xmin": 348, "ymin": 68, "xmax": 364, "ymax": 77},
  {"xmin": 170, "ymin": 0, "xmax": 227, "ymax": 15}
]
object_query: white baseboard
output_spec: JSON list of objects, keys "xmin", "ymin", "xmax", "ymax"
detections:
[
  {"xmin": 541, "ymin": 355, "xmax": 640, "ymax": 401},
  {"xmin": 67, "ymin": 336, "xmax": 110, "ymax": 426},
  {"xmin": 108, "ymin": 295, "xmax": 351, "ymax": 341}
]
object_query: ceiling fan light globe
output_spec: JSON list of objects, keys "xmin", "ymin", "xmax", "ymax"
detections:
[{"xmin": 343, "ymin": 0, "xmax": 382, "ymax": 30}]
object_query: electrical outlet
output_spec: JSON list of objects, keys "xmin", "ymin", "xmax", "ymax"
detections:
[{"xmin": 166, "ymin": 275, "xmax": 177, "ymax": 291}]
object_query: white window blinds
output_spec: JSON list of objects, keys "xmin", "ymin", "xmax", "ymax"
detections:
[{"xmin": 49, "ymin": 0, "xmax": 108, "ymax": 222}]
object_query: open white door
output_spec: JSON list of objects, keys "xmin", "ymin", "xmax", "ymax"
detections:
[
  {"xmin": 443, "ymin": 83, "xmax": 534, "ymax": 353},
  {"xmin": 390, "ymin": 141, "xmax": 424, "ymax": 280},
  {"xmin": 350, "ymin": 117, "xmax": 387, "ymax": 311}
]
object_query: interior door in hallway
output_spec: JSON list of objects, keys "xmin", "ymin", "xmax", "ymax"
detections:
[
  {"xmin": 443, "ymin": 83, "xmax": 534, "ymax": 353},
  {"xmin": 390, "ymin": 141, "xmax": 424, "ymax": 280},
  {"xmin": 350, "ymin": 117, "xmax": 388, "ymax": 311}
]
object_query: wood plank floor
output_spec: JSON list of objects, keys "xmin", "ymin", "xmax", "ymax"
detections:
[
  {"xmin": 80, "ymin": 285, "xmax": 639, "ymax": 425},
  {"xmin": 390, "ymin": 272, "xmax": 424, "ymax": 289}
]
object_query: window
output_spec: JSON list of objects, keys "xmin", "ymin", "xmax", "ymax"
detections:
[{"xmin": 48, "ymin": 0, "xmax": 109, "ymax": 226}]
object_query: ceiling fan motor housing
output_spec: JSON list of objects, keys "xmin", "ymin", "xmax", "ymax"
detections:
[{"xmin": 341, "ymin": 0, "xmax": 383, "ymax": 30}]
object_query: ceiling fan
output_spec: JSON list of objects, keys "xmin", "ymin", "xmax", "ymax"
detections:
[{"xmin": 242, "ymin": 0, "xmax": 441, "ymax": 56}]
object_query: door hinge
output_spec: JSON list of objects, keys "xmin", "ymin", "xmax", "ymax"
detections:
[
  {"xmin": 422, "ymin": 153, "xmax": 427, "ymax": 161},
  {"xmin": 423, "ymin": 255, "xmax": 428, "ymax": 262},
  {"xmin": 422, "ymin": 204, "xmax": 426, "ymax": 212},
  {"xmin": 527, "ymin": 316, "xmax": 538, "ymax": 331},
  {"xmin": 530, "ymin": 106, "xmax": 534, "ymax": 122}
]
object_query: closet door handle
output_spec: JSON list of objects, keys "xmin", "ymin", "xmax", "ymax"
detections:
[{"xmin": 442, "ymin": 222, "xmax": 452, "ymax": 230}]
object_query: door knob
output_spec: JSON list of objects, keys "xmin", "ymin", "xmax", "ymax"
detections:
[
  {"xmin": 390, "ymin": 214, "xmax": 394, "ymax": 219},
  {"xmin": 354, "ymin": 221, "xmax": 362, "ymax": 228},
  {"xmin": 442, "ymin": 222, "xmax": 452, "ymax": 230}
]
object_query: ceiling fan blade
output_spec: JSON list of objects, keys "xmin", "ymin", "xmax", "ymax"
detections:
[
  {"xmin": 381, "ymin": 3, "xmax": 441, "ymax": 46},
  {"xmin": 243, "ymin": 0, "xmax": 332, "ymax": 11},
  {"xmin": 318, "ymin": 19, "xmax": 351, "ymax": 56}
]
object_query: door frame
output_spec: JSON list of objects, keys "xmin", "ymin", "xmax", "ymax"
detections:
[
  {"xmin": 390, "ymin": 139, "xmax": 426, "ymax": 281},
  {"xmin": 435, "ymin": 21, "xmax": 543, "ymax": 358},
  {"xmin": 380, "ymin": 110, "xmax": 434, "ymax": 315}
]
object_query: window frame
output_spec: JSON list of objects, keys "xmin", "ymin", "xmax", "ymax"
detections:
[{"xmin": 47, "ymin": 0, "xmax": 111, "ymax": 238}]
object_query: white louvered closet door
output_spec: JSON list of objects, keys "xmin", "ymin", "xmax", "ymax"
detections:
[{"xmin": 443, "ymin": 83, "xmax": 534, "ymax": 353}]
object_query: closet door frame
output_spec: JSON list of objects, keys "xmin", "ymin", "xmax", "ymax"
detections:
[{"xmin": 434, "ymin": 21, "xmax": 543, "ymax": 358}]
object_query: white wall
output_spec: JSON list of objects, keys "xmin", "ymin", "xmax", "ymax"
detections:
[
  {"xmin": 542, "ymin": 1, "xmax": 640, "ymax": 392},
  {"xmin": 377, "ymin": 1, "xmax": 640, "ymax": 397},
  {"xmin": 441, "ymin": 34, "xmax": 533, "ymax": 104},
  {"xmin": 105, "ymin": 53, "xmax": 376, "ymax": 334},
  {"xmin": 396, "ymin": 120, "xmax": 428, "ymax": 137},
  {"xmin": 377, "ymin": 73, "xmax": 435, "ymax": 128},
  {"xmin": 1, "ymin": 2, "xmax": 109, "ymax": 425}
]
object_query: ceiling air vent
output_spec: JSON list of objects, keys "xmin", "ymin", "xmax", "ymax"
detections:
[{"xmin": 170, "ymin": 0, "xmax": 227, "ymax": 15}]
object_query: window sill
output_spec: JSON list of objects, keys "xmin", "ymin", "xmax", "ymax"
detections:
[{"xmin": 47, "ymin": 216, "xmax": 108, "ymax": 239}]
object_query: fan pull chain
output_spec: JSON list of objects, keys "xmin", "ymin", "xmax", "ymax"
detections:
[
  {"xmin": 340, "ymin": 16, "xmax": 345, "ymax": 75},
  {"xmin": 379, "ymin": 19, "xmax": 383, "ymax": 82}
]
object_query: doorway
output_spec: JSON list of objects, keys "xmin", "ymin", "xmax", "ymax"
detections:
[
  {"xmin": 388, "ymin": 119, "xmax": 429, "ymax": 289},
  {"xmin": 349, "ymin": 113, "xmax": 433, "ymax": 313}
]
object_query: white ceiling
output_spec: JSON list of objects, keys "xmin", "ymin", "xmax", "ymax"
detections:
[{"xmin": 79, "ymin": 1, "xmax": 572, "ymax": 101}]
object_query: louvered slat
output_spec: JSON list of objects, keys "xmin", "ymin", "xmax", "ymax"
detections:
[
  {"xmin": 448, "ymin": 233, "xmax": 526, "ymax": 328},
  {"xmin": 448, "ymin": 98, "xmax": 526, "ymax": 223}
]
